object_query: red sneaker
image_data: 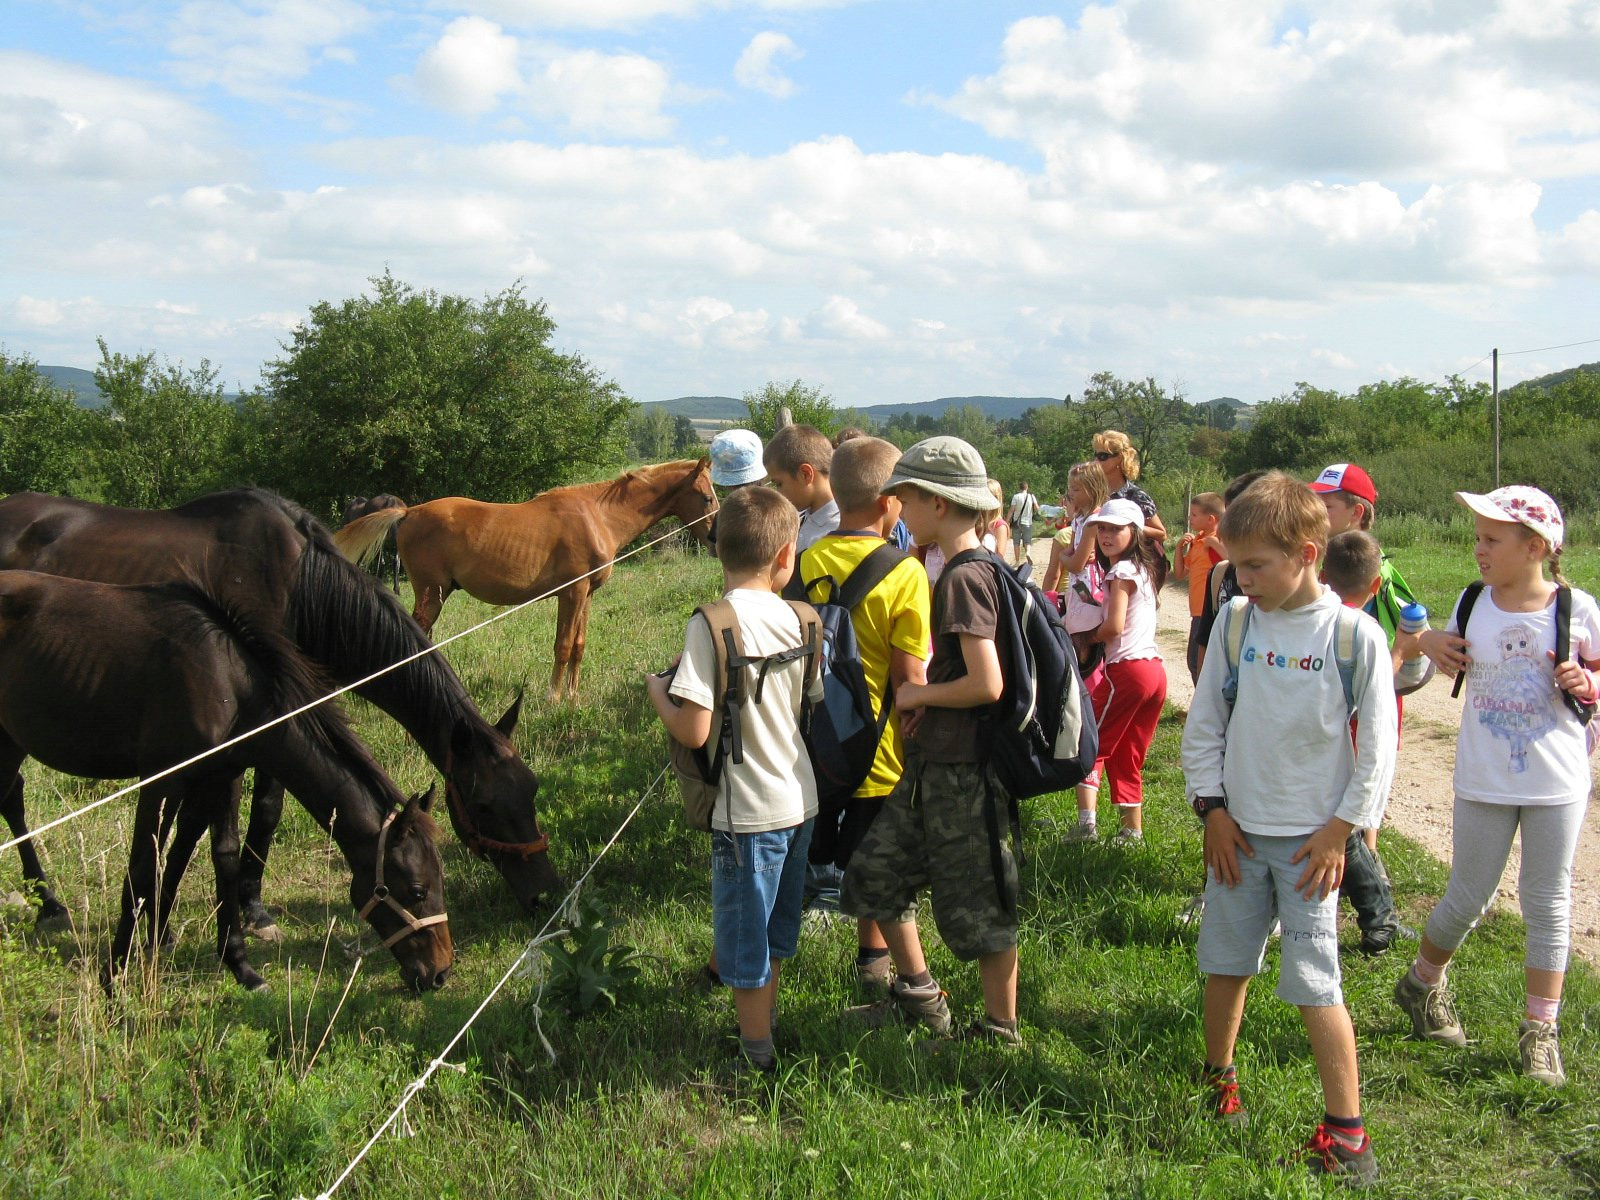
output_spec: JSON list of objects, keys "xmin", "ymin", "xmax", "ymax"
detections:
[{"xmin": 1302, "ymin": 1124, "xmax": 1379, "ymax": 1187}]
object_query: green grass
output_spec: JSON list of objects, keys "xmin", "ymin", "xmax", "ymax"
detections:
[{"xmin": 2, "ymin": 539, "xmax": 1598, "ymax": 1198}]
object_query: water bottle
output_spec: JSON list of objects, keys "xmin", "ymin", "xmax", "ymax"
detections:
[{"xmin": 1396, "ymin": 602, "xmax": 1432, "ymax": 693}]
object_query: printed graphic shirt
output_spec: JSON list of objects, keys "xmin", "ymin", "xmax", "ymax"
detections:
[
  {"xmin": 1449, "ymin": 585, "xmax": 1600, "ymax": 805},
  {"xmin": 1182, "ymin": 588, "xmax": 1398, "ymax": 837}
]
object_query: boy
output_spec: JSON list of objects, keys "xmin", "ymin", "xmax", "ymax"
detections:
[
  {"xmin": 840, "ymin": 436, "xmax": 1017, "ymax": 1045},
  {"xmin": 765, "ymin": 424, "xmax": 839, "ymax": 552},
  {"xmin": 1321, "ymin": 530, "xmax": 1420, "ymax": 957},
  {"xmin": 1173, "ymin": 492, "xmax": 1226, "ymax": 683},
  {"xmin": 1182, "ymin": 472, "xmax": 1398, "ymax": 1185},
  {"xmin": 796, "ymin": 437, "xmax": 931, "ymax": 995},
  {"xmin": 1310, "ymin": 463, "xmax": 1420, "ymax": 956},
  {"xmin": 646, "ymin": 486, "xmax": 821, "ymax": 1073}
]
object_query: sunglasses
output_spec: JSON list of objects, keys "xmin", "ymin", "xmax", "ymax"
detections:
[{"xmin": 1093, "ymin": 451, "xmax": 1117, "ymax": 462}]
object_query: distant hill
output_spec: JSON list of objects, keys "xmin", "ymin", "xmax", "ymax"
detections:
[
  {"xmin": 641, "ymin": 395, "xmax": 745, "ymax": 420},
  {"xmin": 38, "ymin": 365, "xmax": 108, "ymax": 408},
  {"xmin": 641, "ymin": 394, "xmax": 1063, "ymax": 423},
  {"xmin": 1510, "ymin": 360, "xmax": 1600, "ymax": 391}
]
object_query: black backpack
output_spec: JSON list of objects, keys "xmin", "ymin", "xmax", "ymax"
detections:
[
  {"xmin": 797, "ymin": 543, "xmax": 908, "ymax": 866},
  {"xmin": 1449, "ymin": 581, "xmax": 1596, "ymax": 726}
]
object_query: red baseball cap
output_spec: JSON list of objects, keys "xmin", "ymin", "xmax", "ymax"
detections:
[{"xmin": 1308, "ymin": 463, "xmax": 1377, "ymax": 506}]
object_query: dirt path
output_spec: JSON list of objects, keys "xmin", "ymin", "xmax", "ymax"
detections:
[{"xmin": 1022, "ymin": 537, "xmax": 1600, "ymax": 964}]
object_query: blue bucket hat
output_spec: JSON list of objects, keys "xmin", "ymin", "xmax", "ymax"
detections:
[{"xmin": 709, "ymin": 429, "xmax": 766, "ymax": 487}]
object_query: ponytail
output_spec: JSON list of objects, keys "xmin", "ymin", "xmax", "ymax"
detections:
[{"xmin": 1549, "ymin": 544, "xmax": 1570, "ymax": 589}]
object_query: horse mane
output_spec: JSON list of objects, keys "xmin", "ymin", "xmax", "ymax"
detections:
[{"xmin": 597, "ymin": 458, "xmax": 706, "ymax": 507}]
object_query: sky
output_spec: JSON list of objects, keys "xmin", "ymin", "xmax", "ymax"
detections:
[{"xmin": 4, "ymin": 0, "xmax": 1600, "ymax": 409}]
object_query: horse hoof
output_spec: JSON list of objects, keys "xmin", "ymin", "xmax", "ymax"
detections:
[
  {"xmin": 35, "ymin": 908, "xmax": 74, "ymax": 934},
  {"xmin": 246, "ymin": 921, "xmax": 285, "ymax": 943},
  {"xmin": 243, "ymin": 974, "xmax": 269, "ymax": 993}
]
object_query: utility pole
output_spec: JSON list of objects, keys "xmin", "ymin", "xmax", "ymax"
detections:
[{"xmin": 1492, "ymin": 348, "xmax": 1500, "ymax": 488}]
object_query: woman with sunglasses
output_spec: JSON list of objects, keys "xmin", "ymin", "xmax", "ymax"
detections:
[{"xmin": 1092, "ymin": 430, "xmax": 1167, "ymax": 545}]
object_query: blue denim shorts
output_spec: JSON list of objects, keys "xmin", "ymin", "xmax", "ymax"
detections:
[
  {"xmin": 711, "ymin": 819, "xmax": 814, "ymax": 990},
  {"xmin": 1197, "ymin": 833, "xmax": 1343, "ymax": 1007}
]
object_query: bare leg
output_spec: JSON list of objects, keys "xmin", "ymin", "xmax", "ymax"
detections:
[
  {"xmin": 1204, "ymin": 974, "xmax": 1250, "ymax": 1068},
  {"xmin": 878, "ymin": 917, "xmax": 928, "ymax": 977},
  {"xmin": 1301, "ymin": 1003, "xmax": 1361, "ymax": 1118},
  {"xmin": 978, "ymin": 946, "xmax": 1018, "ymax": 1023}
]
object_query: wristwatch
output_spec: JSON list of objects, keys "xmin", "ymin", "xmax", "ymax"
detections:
[{"xmin": 1192, "ymin": 795, "xmax": 1228, "ymax": 819}]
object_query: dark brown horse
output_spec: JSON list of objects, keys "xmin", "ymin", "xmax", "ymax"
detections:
[
  {"xmin": 335, "ymin": 458, "xmax": 717, "ymax": 701},
  {"xmin": 341, "ymin": 494, "xmax": 406, "ymax": 591},
  {"xmin": 0, "ymin": 488, "xmax": 558, "ymax": 935},
  {"xmin": 0, "ymin": 569, "xmax": 452, "ymax": 992}
]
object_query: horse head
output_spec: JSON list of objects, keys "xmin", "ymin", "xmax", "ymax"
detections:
[
  {"xmin": 664, "ymin": 457, "xmax": 718, "ymax": 548},
  {"xmin": 353, "ymin": 786, "xmax": 454, "ymax": 992},
  {"xmin": 444, "ymin": 697, "xmax": 562, "ymax": 911}
]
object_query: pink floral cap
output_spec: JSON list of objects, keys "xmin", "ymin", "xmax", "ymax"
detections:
[{"xmin": 1455, "ymin": 485, "xmax": 1564, "ymax": 549}]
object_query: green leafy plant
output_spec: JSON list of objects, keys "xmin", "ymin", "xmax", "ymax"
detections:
[{"xmin": 538, "ymin": 895, "xmax": 649, "ymax": 1018}]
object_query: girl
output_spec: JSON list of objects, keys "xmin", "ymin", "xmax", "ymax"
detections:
[
  {"xmin": 1080, "ymin": 497, "xmax": 1168, "ymax": 843},
  {"xmin": 980, "ymin": 479, "xmax": 1012, "ymax": 563},
  {"xmin": 1053, "ymin": 461, "xmax": 1112, "ymax": 843},
  {"xmin": 1399, "ymin": 486, "xmax": 1599, "ymax": 1087}
]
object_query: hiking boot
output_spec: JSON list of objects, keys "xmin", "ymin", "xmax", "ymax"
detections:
[
  {"xmin": 844, "ymin": 977, "xmax": 952, "ymax": 1035},
  {"xmin": 921, "ymin": 1015, "xmax": 1023, "ymax": 1055},
  {"xmin": 1062, "ymin": 822, "xmax": 1098, "ymax": 844},
  {"xmin": 1359, "ymin": 923, "xmax": 1417, "ymax": 957},
  {"xmin": 1110, "ymin": 827, "xmax": 1143, "ymax": 847},
  {"xmin": 1519, "ymin": 1019, "xmax": 1566, "ymax": 1087},
  {"xmin": 1206, "ymin": 1071, "xmax": 1248, "ymax": 1127},
  {"xmin": 854, "ymin": 954, "xmax": 893, "ymax": 998},
  {"xmin": 1393, "ymin": 973, "xmax": 1468, "ymax": 1046},
  {"xmin": 1301, "ymin": 1125, "xmax": 1379, "ymax": 1187}
]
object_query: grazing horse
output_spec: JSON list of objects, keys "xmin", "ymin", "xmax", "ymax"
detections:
[
  {"xmin": 335, "ymin": 458, "xmax": 717, "ymax": 701},
  {"xmin": 0, "ymin": 569, "xmax": 452, "ymax": 992},
  {"xmin": 341, "ymin": 494, "xmax": 406, "ymax": 592},
  {"xmin": 0, "ymin": 488, "xmax": 558, "ymax": 935}
]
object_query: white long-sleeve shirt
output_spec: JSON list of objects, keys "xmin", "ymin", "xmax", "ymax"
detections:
[{"xmin": 1182, "ymin": 588, "xmax": 1398, "ymax": 837}]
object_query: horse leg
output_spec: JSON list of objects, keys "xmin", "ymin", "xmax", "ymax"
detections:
[
  {"xmin": 0, "ymin": 747, "xmax": 72, "ymax": 928},
  {"xmin": 550, "ymin": 583, "xmax": 589, "ymax": 703},
  {"xmin": 106, "ymin": 789, "xmax": 169, "ymax": 991},
  {"xmin": 411, "ymin": 578, "xmax": 453, "ymax": 638},
  {"xmin": 239, "ymin": 769, "xmax": 285, "ymax": 942},
  {"xmin": 204, "ymin": 776, "xmax": 264, "ymax": 991},
  {"xmin": 152, "ymin": 791, "xmax": 206, "ymax": 955}
]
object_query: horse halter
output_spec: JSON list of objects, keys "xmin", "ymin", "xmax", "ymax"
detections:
[
  {"xmin": 356, "ymin": 806, "xmax": 450, "ymax": 950},
  {"xmin": 442, "ymin": 750, "xmax": 550, "ymax": 861}
]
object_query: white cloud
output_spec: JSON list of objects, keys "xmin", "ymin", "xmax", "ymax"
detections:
[
  {"xmin": 525, "ymin": 49, "xmax": 676, "ymax": 137},
  {"xmin": 735, "ymin": 32, "xmax": 802, "ymax": 98},
  {"xmin": 164, "ymin": 0, "xmax": 374, "ymax": 101},
  {"xmin": 415, "ymin": 17, "xmax": 523, "ymax": 117},
  {"xmin": 467, "ymin": 0, "xmax": 856, "ymax": 31},
  {"xmin": 802, "ymin": 295, "xmax": 889, "ymax": 340}
]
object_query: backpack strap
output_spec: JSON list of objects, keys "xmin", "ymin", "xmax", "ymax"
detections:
[
  {"xmin": 1555, "ymin": 585, "xmax": 1596, "ymax": 726},
  {"xmin": 1220, "ymin": 596, "xmax": 1253, "ymax": 712},
  {"xmin": 690, "ymin": 600, "xmax": 745, "ymax": 773},
  {"xmin": 830, "ymin": 543, "xmax": 909, "ymax": 736},
  {"xmin": 1332, "ymin": 604, "xmax": 1360, "ymax": 716},
  {"xmin": 1448, "ymin": 581, "xmax": 1485, "ymax": 700}
]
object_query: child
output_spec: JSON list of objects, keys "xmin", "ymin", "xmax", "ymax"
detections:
[
  {"xmin": 1052, "ymin": 460, "xmax": 1112, "ymax": 844},
  {"xmin": 1081, "ymin": 497, "xmax": 1168, "ymax": 842},
  {"xmin": 1173, "ymin": 493, "xmax": 1226, "ymax": 683},
  {"xmin": 1396, "ymin": 486, "xmax": 1599, "ymax": 1087},
  {"xmin": 646, "ymin": 486, "xmax": 821, "ymax": 1073},
  {"xmin": 1321, "ymin": 530, "xmax": 1418, "ymax": 957},
  {"xmin": 765, "ymin": 424, "xmax": 839, "ymax": 552},
  {"xmin": 840, "ymin": 435, "xmax": 1018, "ymax": 1045},
  {"xmin": 797, "ymin": 437, "xmax": 931, "ymax": 995},
  {"xmin": 981, "ymin": 479, "xmax": 1013, "ymax": 563},
  {"xmin": 1182, "ymin": 472, "xmax": 1397, "ymax": 1185}
]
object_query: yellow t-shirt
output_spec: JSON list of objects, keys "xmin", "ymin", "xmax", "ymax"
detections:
[{"xmin": 798, "ymin": 534, "xmax": 932, "ymax": 797}]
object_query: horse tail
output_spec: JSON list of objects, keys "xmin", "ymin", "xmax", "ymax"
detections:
[{"xmin": 334, "ymin": 507, "xmax": 408, "ymax": 569}]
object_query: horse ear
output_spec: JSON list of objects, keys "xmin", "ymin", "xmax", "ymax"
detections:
[
  {"xmin": 494, "ymin": 691, "xmax": 524, "ymax": 737},
  {"xmin": 415, "ymin": 783, "xmax": 437, "ymax": 814}
]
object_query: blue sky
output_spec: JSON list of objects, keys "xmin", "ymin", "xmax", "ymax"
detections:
[{"xmin": 5, "ymin": 0, "xmax": 1599, "ymax": 408}]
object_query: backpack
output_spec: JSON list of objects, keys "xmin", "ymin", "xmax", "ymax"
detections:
[
  {"xmin": 795, "ymin": 543, "xmax": 909, "ymax": 867},
  {"xmin": 666, "ymin": 600, "xmax": 821, "ymax": 831},
  {"xmin": 1219, "ymin": 596, "xmax": 1363, "ymax": 718},
  {"xmin": 1448, "ymin": 581, "xmax": 1596, "ymax": 727}
]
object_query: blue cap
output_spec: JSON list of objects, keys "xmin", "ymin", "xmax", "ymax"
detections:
[{"xmin": 708, "ymin": 429, "xmax": 765, "ymax": 486}]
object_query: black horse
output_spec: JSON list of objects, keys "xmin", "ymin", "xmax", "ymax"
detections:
[
  {"xmin": 0, "ymin": 488, "xmax": 558, "ymax": 935},
  {"xmin": 0, "ymin": 569, "xmax": 453, "ymax": 991}
]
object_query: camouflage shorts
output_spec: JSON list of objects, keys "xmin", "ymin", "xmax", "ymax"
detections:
[{"xmin": 839, "ymin": 754, "xmax": 1018, "ymax": 961}]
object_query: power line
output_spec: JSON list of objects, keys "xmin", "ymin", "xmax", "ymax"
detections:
[{"xmin": 1498, "ymin": 335, "xmax": 1600, "ymax": 358}]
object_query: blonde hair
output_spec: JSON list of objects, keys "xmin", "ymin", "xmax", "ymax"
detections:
[
  {"xmin": 830, "ymin": 436, "xmax": 901, "ymax": 513},
  {"xmin": 1068, "ymin": 460, "xmax": 1110, "ymax": 512},
  {"xmin": 1093, "ymin": 429, "xmax": 1140, "ymax": 481},
  {"xmin": 1219, "ymin": 471, "xmax": 1329, "ymax": 558},
  {"xmin": 715, "ymin": 486, "xmax": 798, "ymax": 572}
]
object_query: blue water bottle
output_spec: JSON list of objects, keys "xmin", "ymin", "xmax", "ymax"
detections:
[
  {"xmin": 1396, "ymin": 602, "xmax": 1432, "ymax": 693},
  {"xmin": 1398, "ymin": 602, "xmax": 1428, "ymax": 636}
]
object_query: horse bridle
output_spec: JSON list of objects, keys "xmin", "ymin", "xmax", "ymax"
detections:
[
  {"xmin": 356, "ymin": 805, "xmax": 451, "ymax": 950},
  {"xmin": 442, "ymin": 750, "xmax": 550, "ymax": 861}
]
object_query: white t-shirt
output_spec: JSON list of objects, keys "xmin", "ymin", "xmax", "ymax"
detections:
[
  {"xmin": 1103, "ymin": 559, "xmax": 1160, "ymax": 664},
  {"xmin": 1182, "ymin": 589, "xmax": 1398, "ymax": 836},
  {"xmin": 669, "ymin": 589, "xmax": 822, "ymax": 833},
  {"xmin": 1449, "ymin": 585, "xmax": 1600, "ymax": 805},
  {"xmin": 797, "ymin": 499, "xmax": 840, "ymax": 552},
  {"xmin": 1009, "ymin": 490, "xmax": 1037, "ymax": 526}
]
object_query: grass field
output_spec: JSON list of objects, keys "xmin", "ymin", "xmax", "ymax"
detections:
[{"xmin": 2, "ymin": 538, "xmax": 1598, "ymax": 1199}]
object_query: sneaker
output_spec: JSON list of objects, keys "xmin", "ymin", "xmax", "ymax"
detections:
[
  {"xmin": 854, "ymin": 954, "xmax": 893, "ymax": 997},
  {"xmin": 1063, "ymin": 822, "xmax": 1098, "ymax": 844},
  {"xmin": 844, "ymin": 977, "xmax": 952, "ymax": 1035},
  {"xmin": 1359, "ymin": 923, "xmax": 1417, "ymax": 957},
  {"xmin": 1301, "ymin": 1125, "xmax": 1379, "ymax": 1186},
  {"xmin": 1392, "ymin": 973, "xmax": 1468, "ymax": 1046},
  {"xmin": 1176, "ymin": 893, "xmax": 1206, "ymax": 927},
  {"xmin": 1519, "ymin": 1019, "xmax": 1566, "ymax": 1086},
  {"xmin": 1110, "ymin": 828, "xmax": 1143, "ymax": 847},
  {"xmin": 1206, "ymin": 1071, "xmax": 1248, "ymax": 1127},
  {"xmin": 922, "ymin": 1015, "xmax": 1023, "ymax": 1055}
]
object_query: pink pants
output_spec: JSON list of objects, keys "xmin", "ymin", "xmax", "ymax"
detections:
[{"xmin": 1090, "ymin": 657, "xmax": 1167, "ymax": 808}]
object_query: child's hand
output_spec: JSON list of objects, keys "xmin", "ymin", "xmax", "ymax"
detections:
[
  {"xmin": 1203, "ymin": 810, "xmax": 1253, "ymax": 888},
  {"xmin": 1290, "ymin": 824, "xmax": 1348, "ymax": 900},
  {"xmin": 900, "ymin": 706, "xmax": 926, "ymax": 738},
  {"xmin": 1418, "ymin": 628, "xmax": 1468, "ymax": 677},
  {"xmin": 895, "ymin": 680, "xmax": 925, "ymax": 712},
  {"xmin": 1548, "ymin": 652, "xmax": 1600, "ymax": 703}
]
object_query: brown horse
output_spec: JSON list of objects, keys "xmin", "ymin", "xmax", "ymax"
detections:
[
  {"xmin": 0, "ymin": 569, "xmax": 452, "ymax": 992},
  {"xmin": 335, "ymin": 458, "xmax": 717, "ymax": 701}
]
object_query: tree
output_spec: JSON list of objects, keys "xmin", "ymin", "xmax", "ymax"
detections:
[
  {"xmin": 92, "ymin": 339, "xmax": 237, "ymax": 508},
  {"xmin": 1221, "ymin": 383, "xmax": 1360, "ymax": 478},
  {"xmin": 671, "ymin": 415, "xmax": 701, "ymax": 456},
  {"xmin": 743, "ymin": 380, "xmax": 840, "ymax": 440},
  {"xmin": 1077, "ymin": 372, "xmax": 1195, "ymax": 475},
  {"xmin": 0, "ymin": 352, "xmax": 96, "ymax": 496},
  {"xmin": 259, "ymin": 273, "xmax": 631, "ymax": 516},
  {"xmin": 626, "ymin": 404, "xmax": 676, "ymax": 461}
]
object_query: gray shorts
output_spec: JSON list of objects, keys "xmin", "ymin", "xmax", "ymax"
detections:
[{"xmin": 1197, "ymin": 833, "xmax": 1343, "ymax": 1007}]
